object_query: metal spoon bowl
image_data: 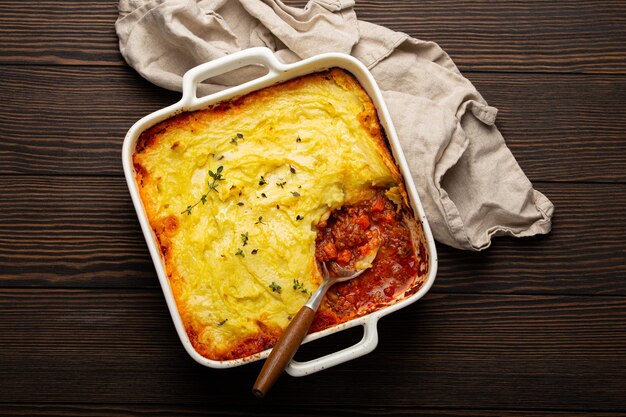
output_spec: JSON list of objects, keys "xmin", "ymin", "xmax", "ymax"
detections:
[{"xmin": 304, "ymin": 259, "xmax": 370, "ymax": 314}]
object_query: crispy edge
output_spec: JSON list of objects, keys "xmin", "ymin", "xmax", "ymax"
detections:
[
  {"xmin": 326, "ymin": 68, "xmax": 404, "ymax": 185},
  {"xmin": 132, "ymin": 67, "xmax": 413, "ymax": 361}
]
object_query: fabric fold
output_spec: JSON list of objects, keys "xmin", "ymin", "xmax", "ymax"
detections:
[{"xmin": 116, "ymin": 0, "xmax": 554, "ymax": 250}]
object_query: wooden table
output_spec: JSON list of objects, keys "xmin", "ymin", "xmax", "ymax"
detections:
[{"xmin": 1, "ymin": 1, "xmax": 625, "ymax": 415}]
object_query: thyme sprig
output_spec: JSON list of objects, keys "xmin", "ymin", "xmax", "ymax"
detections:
[
  {"xmin": 269, "ymin": 282, "xmax": 282, "ymax": 294},
  {"xmin": 293, "ymin": 279, "xmax": 311, "ymax": 296},
  {"xmin": 230, "ymin": 133, "xmax": 244, "ymax": 145},
  {"xmin": 181, "ymin": 166, "xmax": 224, "ymax": 215}
]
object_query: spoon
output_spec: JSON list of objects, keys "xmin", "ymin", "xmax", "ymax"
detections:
[{"xmin": 252, "ymin": 236, "xmax": 380, "ymax": 398}]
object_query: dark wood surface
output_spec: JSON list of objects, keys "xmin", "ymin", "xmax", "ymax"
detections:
[{"xmin": 1, "ymin": 1, "xmax": 625, "ymax": 415}]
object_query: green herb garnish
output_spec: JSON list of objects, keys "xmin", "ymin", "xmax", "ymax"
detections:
[
  {"xmin": 296, "ymin": 215, "xmax": 303, "ymax": 221},
  {"xmin": 241, "ymin": 232, "xmax": 249, "ymax": 246},
  {"xmin": 276, "ymin": 181, "xmax": 286, "ymax": 188},
  {"xmin": 230, "ymin": 132, "xmax": 244, "ymax": 145},
  {"xmin": 293, "ymin": 279, "xmax": 311, "ymax": 296},
  {"xmin": 217, "ymin": 319, "xmax": 228, "ymax": 326},
  {"xmin": 235, "ymin": 248, "xmax": 245, "ymax": 257},
  {"xmin": 181, "ymin": 166, "xmax": 224, "ymax": 215},
  {"xmin": 259, "ymin": 176, "xmax": 266, "ymax": 186},
  {"xmin": 251, "ymin": 249, "xmax": 258, "ymax": 255},
  {"xmin": 269, "ymin": 282, "xmax": 282, "ymax": 294},
  {"xmin": 291, "ymin": 191, "xmax": 300, "ymax": 197},
  {"xmin": 208, "ymin": 166, "xmax": 224, "ymax": 190},
  {"xmin": 289, "ymin": 165, "xmax": 296, "ymax": 174},
  {"xmin": 255, "ymin": 216, "xmax": 266, "ymax": 225},
  {"xmin": 296, "ymin": 136, "xmax": 302, "ymax": 143}
]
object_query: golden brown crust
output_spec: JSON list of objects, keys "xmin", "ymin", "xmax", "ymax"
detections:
[
  {"xmin": 133, "ymin": 68, "xmax": 421, "ymax": 361},
  {"xmin": 327, "ymin": 68, "xmax": 402, "ymax": 184}
]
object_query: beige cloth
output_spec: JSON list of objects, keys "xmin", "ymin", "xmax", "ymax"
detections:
[{"xmin": 116, "ymin": 0, "xmax": 554, "ymax": 250}]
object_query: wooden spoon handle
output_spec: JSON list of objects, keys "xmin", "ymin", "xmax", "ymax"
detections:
[{"xmin": 252, "ymin": 305, "xmax": 316, "ymax": 398}]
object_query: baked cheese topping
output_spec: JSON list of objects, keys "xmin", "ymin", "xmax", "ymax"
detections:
[{"xmin": 133, "ymin": 68, "xmax": 403, "ymax": 360}]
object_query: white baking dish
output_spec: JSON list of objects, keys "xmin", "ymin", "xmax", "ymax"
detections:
[{"xmin": 122, "ymin": 47, "xmax": 437, "ymax": 376}]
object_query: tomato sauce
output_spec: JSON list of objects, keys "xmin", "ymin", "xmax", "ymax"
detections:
[{"xmin": 311, "ymin": 192, "xmax": 421, "ymax": 332}]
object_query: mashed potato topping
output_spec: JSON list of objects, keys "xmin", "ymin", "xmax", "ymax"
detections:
[{"xmin": 133, "ymin": 68, "xmax": 404, "ymax": 360}]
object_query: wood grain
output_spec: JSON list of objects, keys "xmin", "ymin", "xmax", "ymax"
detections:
[
  {"xmin": 0, "ymin": 67, "xmax": 625, "ymax": 181},
  {"xmin": 469, "ymin": 73, "xmax": 626, "ymax": 183},
  {"xmin": 1, "ymin": 0, "xmax": 626, "ymax": 415},
  {"xmin": 0, "ymin": 176, "xmax": 153, "ymax": 288},
  {"xmin": 0, "ymin": 176, "xmax": 624, "ymax": 295},
  {"xmin": 0, "ymin": 1, "xmax": 121, "ymax": 65},
  {"xmin": 355, "ymin": 0, "xmax": 626, "ymax": 74},
  {"xmin": 1, "ymin": 404, "xmax": 626, "ymax": 417},
  {"xmin": 0, "ymin": 289, "xmax": 624, "ymax": 410},
  {"xmin": 1, "ymin": 1, "xmax": 625, "ymax": 74}
]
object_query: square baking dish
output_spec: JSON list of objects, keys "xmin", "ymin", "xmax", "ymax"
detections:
[{"xmin": 122, "ymin": 47, "xmax": 437, "ymax": 376}]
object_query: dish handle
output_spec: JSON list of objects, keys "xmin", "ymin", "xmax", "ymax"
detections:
[
  {"xmin": 181, "ymin": 47, "xmax": 285, "ymax": 106},
  {"xmin": 285, "ymin": 318, "xmax": 379, "ymax": 377}
]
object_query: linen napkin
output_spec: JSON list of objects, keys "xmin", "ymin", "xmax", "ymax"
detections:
[{"xmin": 116, "ymin": 0, "xmax": 554, "ymax": 250}]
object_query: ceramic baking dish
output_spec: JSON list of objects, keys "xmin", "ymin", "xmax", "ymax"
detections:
[{"xmin": 122, "ymin": 47, "xmax": 437, "ymax": 376}]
